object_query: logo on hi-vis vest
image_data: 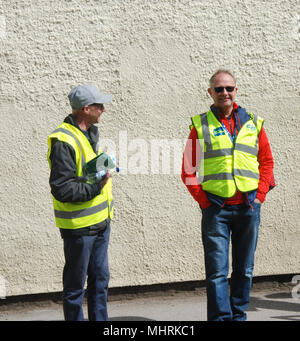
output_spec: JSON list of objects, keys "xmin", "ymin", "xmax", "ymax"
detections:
[
  {"xmin": 246, "ymin": 123, "xmax": 256, "ymax": 131},
  {"xmin": 213, "ymin": 127, "xmax": 225, "ymax": 136}
]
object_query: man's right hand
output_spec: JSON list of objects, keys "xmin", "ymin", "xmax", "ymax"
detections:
[{"xmin": 99, "ymin": 172, "xmax": 111, "ymax": 189}]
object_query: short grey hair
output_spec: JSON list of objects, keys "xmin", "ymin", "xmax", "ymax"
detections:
[{"xmin": 209, "ymin": 69, "xmax": 236, "ymax": 87}]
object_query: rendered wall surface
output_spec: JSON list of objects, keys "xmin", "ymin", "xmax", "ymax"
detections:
[{"xmin": 0, "ymin": 0, "xmax": 299, "ymax": 296}]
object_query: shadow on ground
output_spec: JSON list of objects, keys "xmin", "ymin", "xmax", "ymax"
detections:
[
  {"xmin": 109, "ymin": 316, "xmax": 155, "ymax": 321},
  {"xmin": 248, "ymin": 292, "xmax": 300, "ymax": 321}
]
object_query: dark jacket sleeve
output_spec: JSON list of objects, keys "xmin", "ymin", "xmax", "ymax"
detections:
[{"xmin": 49, "ymin": 140, "xmax": 101, "ymax": 203}]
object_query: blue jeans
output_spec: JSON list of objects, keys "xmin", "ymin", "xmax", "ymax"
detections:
[
  {"xmin": 201, "ymin": 203, "xmax": 261, "ymax": 321},
  {"xmin": 62, "ymin": 225, "xmax": 110, "ymax": 321}
]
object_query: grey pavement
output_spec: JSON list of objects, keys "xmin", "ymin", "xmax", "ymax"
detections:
[{"xmin": 0, "ymin": 283, "xmax": 299, "ymax": 321}]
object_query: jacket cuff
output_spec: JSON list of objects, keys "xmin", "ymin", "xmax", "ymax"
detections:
[
  {"xmin": 200, "ymin": 201, "xmax": 213, "ymax": 209},
  {"xmin": 256, "ymin": 192, "xmax": 266, "ymax": 203},
  {"xmin": 91, "ymin": 183, "xmax": 102, "ymax": 197}
]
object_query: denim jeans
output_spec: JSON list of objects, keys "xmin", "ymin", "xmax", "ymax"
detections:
[
  {"xmin": 201, "ymin": 203, "xmax": 261, "ymax": 321},
  {"xmin": 62, "ymin": 225, "xmax": 110, "ymax": 321}
]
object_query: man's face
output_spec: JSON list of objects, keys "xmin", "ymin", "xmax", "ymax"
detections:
[
  {"xmin": 85, "ymin": 103, "xmax": 106, "ymax": 124},
  {"xmin": 208, "ymin": 73, "xmax": 237, "ymax": 112}
]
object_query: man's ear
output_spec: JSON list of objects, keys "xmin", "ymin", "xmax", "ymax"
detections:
[{"xmin": 82, "ymin": 105, "xmax": 89, "ymax": 114}]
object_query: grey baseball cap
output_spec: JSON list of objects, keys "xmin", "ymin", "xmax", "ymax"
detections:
[{"xmin": 68, "ymin": 84, "xmax": 112, "ymax": 109}]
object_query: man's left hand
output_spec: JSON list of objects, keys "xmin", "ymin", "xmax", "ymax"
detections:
[{"xmin": 254, "ymin": 198, "xmax": 262, "ymax": 204}]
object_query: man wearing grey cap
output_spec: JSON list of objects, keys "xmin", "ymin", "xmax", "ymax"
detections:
[{"xmin": 47, "ymin": 84, "xmax": 114, "ymax": 321}]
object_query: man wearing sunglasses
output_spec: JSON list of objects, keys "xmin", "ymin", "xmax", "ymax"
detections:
[
  {"xmin": 47, "ymin": 84, "xmax": 114, "ymax": 321},
  {"xmin": 181, "ymin": 69, "xmax": 275, "ymax": 321}
]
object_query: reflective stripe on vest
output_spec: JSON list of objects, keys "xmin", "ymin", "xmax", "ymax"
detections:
[
  {"xmin": 51, "ymin": 127, "xmax": 86, "ymax": 174},
  {"xmin": 47, "ymin": 122, "xmax": 114, "ymax": 229},
  {"xmin": 54, "ymin": 200, "xmax": 115, "ymax": 220},
  {"xmin": 191, "ymin": 110, "xmax": 263, "ymax": 198},
  {"xmin": 55, "ymin": 201, "xmax": 108, "ymax": 219},
  {"xmin": 203, "ymin": 144, "xmax": 258, "ymax": 159}
]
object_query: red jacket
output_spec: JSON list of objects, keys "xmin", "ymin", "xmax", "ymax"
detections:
[{"xmin": 181, "ymin": 103, "xmax": 275, "ymax": 208}]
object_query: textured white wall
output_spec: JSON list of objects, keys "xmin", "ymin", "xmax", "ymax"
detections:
[{"xmin": 0, "ymin": 0, "xmax": 299, "ymax": 296}]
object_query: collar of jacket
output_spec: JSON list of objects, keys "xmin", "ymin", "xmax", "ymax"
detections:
[
  {"xmin": 210, "ymin": 103, "xmax": 251, "ymax": 130},
  {"xmin": 64, "ymin": 114, "xmax": 99, "ymax": 146}
]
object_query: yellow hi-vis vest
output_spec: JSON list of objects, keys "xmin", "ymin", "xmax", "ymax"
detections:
[
  {"xmin": 191, "ymin": 110, "xmax": 264, "ymax": 198},
  {"xmin": 47, "ymin": 122, "xmax": 114, "ymax": 229}
]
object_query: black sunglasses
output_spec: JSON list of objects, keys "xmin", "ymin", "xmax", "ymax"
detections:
[
  {"xmin": 214, "ymin": 86, "xmax": 235, "ymax": 93},
  {"xmin": 89, "ymin": 103, "xmax": 104, "ymax": 110}
]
